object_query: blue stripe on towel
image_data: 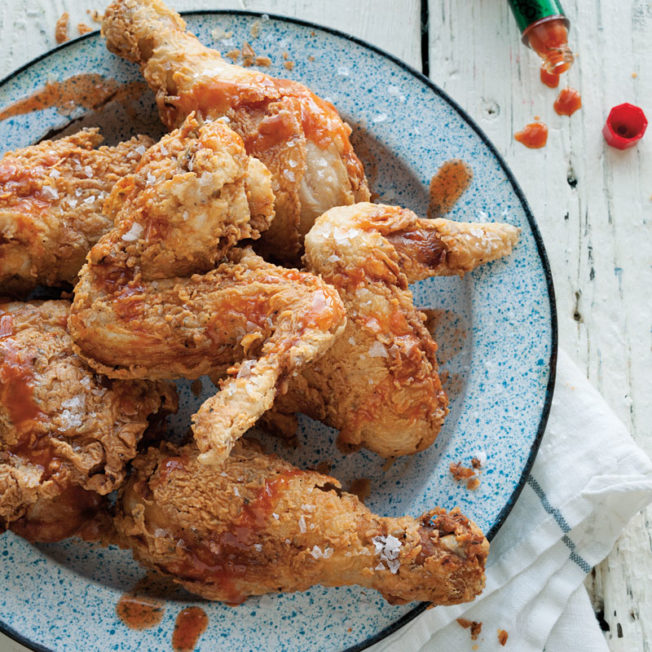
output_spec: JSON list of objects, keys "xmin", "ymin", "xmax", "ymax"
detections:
[{"xmin": 527, "ymin": 476, "xmax": 592, "ymax": 574}]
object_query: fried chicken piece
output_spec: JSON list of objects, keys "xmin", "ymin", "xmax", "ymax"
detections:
[
  {"xmin": 116, "ymin": 441, "xmax": 489, "ymax": 605},
  {"xmin": 98, "ymin": 113, "xmax": 275, "ymax": 281},
  {"xmin": 0, "ymin": 300, "xmax": 177, "ymax": 542},
  {"xmin": 273, "ymin": 203, "xmax": 520, "ymax": 457},
  {"xmin": 69, "ymin": 116, "xmax": 346, "ymax": 465},
  {"xmin": 0, "ymin": 129, "xmax": 153, "ymax": 295},
  {"xmin": 102, "ymin": 0, "xmax": 370, "ymax": 263}
]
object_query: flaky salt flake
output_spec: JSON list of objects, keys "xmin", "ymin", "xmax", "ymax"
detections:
[
  {"xmin": 41, "ymin": 185, "xmax": 59, "ymax": 200},
  {"xmin": 254, "ymin": 543, "xmax": 262, "ymax": 552},
  {"xmin": 122, "ymin": 222, "xmax": 143, "ymax": 242},
  {"xmin": 272, "ymin": 513, "xmax": 279, "ymax": 520},
  {"xmin": 310, "ymin": 545, "xmax": 323, "ymax": 559},
  {"xmin": 84, "ymin": 165, "xmax": 93, "ymax": 178},
  {"xmin": 298, "ymin": 515, "xmax": 306, "ymax": 533},
  {"xmin": 375, "ymin": 563, "xmax": 385, "ymax": 571},
  {"xmin": 135, "ymin": 145, "xmax": 146, "ymax": 155},
  {"xmin": 368, "ymin": 341, "xmax": 388, "ymax": 358}
]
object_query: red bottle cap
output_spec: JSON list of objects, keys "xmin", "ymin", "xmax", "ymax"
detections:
[{"xmin": 603, "ymin": 103, "xmax": 648, "ymax": 149}]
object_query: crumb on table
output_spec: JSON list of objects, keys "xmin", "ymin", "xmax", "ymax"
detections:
[
  {"xmin": 87, "ymin": 9, "xmax": 104, "ymax": 23},
  {"xmin": 457, "ymin": 618, "xmax": 482, "ymax": 640},
  {"xmin": 55, "ymin": 12, "xmax": 69, "ymax": 44},
  {"xmin": 78, "ymin": 23, "xmax": 92, "ymax": 35},
  {"xmin": 498, "ymin": 628, "xmax": 509, "ymax": 645}
]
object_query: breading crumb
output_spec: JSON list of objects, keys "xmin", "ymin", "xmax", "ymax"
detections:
[
  {"xmin": 308, "ymin": 55, "xmax": 315, "ymax": 62},
  {"xmin": 467, "ymin": 476, "xmax": 481, "ymax": 491},
  {"xmin": 498, "ymin": 629, "xmax": 509, "ymax": 645},
  {"xmin": 283, "ymin": 60, "xmax": 295, "ymax": 70},
  {"xmin": 449, "ymin": 462, "xmax": 475, "ymax": 481},
  {"xmin": 255, "ymin": 56, "xmax": 272, "ymax": 67},
  {"xmin": 456, "ymin": 618, "xmax": 482, "ymax": 640},
  {"xmin": 55, "ymin": 12, "xmax": 69, "ymax": 44},
  {"xmin": 87, "ymin": 9, "xmax": 104, "ymax": 23},
  {"xmin": 250, "ymin": 19, "xmax": 261, "ymax": 39},
  {"xmin": 78, "ymin": 23, "xmax": 93, "ymax": 36},
  {"xmin": 226, "ymin": 49, "xmax": 241, "ymax": 62}
]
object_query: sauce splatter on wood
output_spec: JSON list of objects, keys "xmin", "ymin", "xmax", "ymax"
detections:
[
  {"xmin": 554, "ymin": 88, "xmax": 582, "ymax": 116},
  {"xmin": 514, "ymin": 121, "xmax": 548, "ymax": 149},
  {"xmin": 427, "ymin": 159, "xmax": 473, "ymax": 218},
  {"xmin": 172, "ymin": 607, "xmax": 208, "ymax": 652},
  {"xmin": 0, "ymin": 75, "xmax": 147, "ymax": 122}
]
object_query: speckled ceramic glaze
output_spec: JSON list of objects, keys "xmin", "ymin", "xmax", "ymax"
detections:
[{"xmin": 0, "ymin": 12, "xmax": 556, "ymax": 652}]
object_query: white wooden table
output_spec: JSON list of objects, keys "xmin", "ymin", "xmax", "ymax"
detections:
[{"xmin": 0, "ymin": 1, "xmax": 649, "ymax": 650}]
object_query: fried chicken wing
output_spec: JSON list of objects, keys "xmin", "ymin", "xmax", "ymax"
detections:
[
  {"xmin": 69, "ymin": 116, "xmax": 346, "ymax": 465},
  {"xmin": 0, "ymin": 300, "xmax": 176, "ymax": 542},
  {"xmin": 116, "ymin": 441, "xmax": 489, "ymax": 606},
  {"xmin": 102, "ymin": 0, "xmax": 370, "ymax": 262},
  {"xmin": 0, "ymin": 129, "xmax": 153, "ymax": 295},
  {"xmin": 273, "ymin": 203, "xmax": 520, "ymax": 457}
]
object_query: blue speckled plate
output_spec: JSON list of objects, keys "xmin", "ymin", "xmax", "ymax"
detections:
[{"xmin": 0, "ymin": 11, "xmax": 557, "ymax": 652}]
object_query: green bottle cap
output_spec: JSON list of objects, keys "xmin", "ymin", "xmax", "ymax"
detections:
[{"xmin": 507, "ymin": 0, "xmax": 568, "ymax": 33}]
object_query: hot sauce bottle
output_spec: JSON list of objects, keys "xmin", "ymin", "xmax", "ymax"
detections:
[{"xmin": 507, "ymin": 0, "xmax": 574, "ymax": 75}]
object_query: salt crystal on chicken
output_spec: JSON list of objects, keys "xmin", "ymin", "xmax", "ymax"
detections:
[
  {"xmin": 368, "ymin": 342, "xmax": 388, "ymax": 358},
  {"xmin": 41, "ymin": 185, "xmax": 59, "ymax": 200},
  {"xmin": 122, "ymin": 222, "xmax": 143, "ymax": 242},
  {"xmin": 372, "ymin": 534, "xmax": 402, "ymax": 574},
  {"xmin": 298, "ymin": 515, "xmax": 307, "ymax": 533},
  {"xmin": 310, "ymin": 545, "xmax": 323, "ymax": 559},
  {"xmin": 49, "ymin": 168, "xmax": 61, "ymax": 178},
  {"xmin": 135, "ymin": 145, "xmax": 146, "ymax": 155},
  {"xmin": 146, "ymin": 172, "xmax": 156, "ymax": 186},
  {"xmin": 84, "ymin": 165, "xmax": 93, "ymax": 178}
]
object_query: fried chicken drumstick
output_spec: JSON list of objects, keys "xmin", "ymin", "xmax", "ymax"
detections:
[
  {"xmin": 0, "ymin": 129, "xmax": 152, "ymax": 295},
  {"xmin": 0, "ymin": 300, "xmax": 176, "ymax": 542},
  {"xmin": 116, "ymin": 440, "xmax": 489, "ymax": 605},
  {"xmin": 102, "ymin": 0, "xmax": 370, "ymax": 262},
  {"xmin": 271, "ymin": 202, "xmax": 520, "ymax": 457},
  {"xmin": 69, "ymin": 115, "xmax": 347, "ymax": 465}
]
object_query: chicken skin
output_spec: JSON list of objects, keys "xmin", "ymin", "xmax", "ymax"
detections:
[
  {"xmin": 101, "ymin": 0, "xmax": 370, "ymax": 262},
  {"xmin": 116, "ymin": 440, "xmax": 489, "ymax": 606},
  {"xmin": 69, "ymin": 115, "xmax": 347, "ymax": 465},
  {"xmin": 0, "ymin": 300, "xmax": 176, "ymax": 542},
  {"xmin": 0, "ymin": 129, "xmax": 153, "ymax": 295},
  {"xmin": 272, "ymin": 203, "xmax": 520, "ymax": 457}
]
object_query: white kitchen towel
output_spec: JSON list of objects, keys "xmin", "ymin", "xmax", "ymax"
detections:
[{"xmin": 370, "ymin": 348, "xmax": 652, "ymax": 652}]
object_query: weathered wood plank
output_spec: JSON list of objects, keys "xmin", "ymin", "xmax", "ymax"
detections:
[
  {"xmin": 0, "ymin": 0, "xmax": 421, "ymax": 77},
  {"xmin": 428, "ymin": 1, "xmax": 652, "ymax": 650}
]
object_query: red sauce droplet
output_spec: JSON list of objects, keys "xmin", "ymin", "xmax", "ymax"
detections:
[
  {"xmin": 427, "ymin": 159, "xmax": 473, "ymax": 218},
  {"xmin": 172, "ymin": 607, "xmax": 208, "ymax": 652},
  {"xmin": 514, "ymin": 122, "xmax": 548, "ymax": 149},
  {"xmin": 554, "ymin": 88, "xmax": 582, "ymax": 116},
  {"xmin": 540, "ymin": 66, "xmax": 560, "ymax": 88}
]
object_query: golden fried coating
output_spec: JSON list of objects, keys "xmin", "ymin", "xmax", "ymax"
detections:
[
  {"xmin": 0, "ymin": 129, "xmax": 152, "ymax": 294},
  {"xmin": 69, "ymin": 115, "xmax": 346, "ymax": 465},
  {"xmin": 0, "ymin": 300, "xmax": 177, "ymax": 541},
  {"xmin": 116, "ymin": 441, "xmax": 489, "ymax": 605},
  {"xmin": 102, "ymin": 0, "xmax": 370, "ymax": 262},
  {"xmin": 273, "ymin": 203, "xmax": 520, "ymax": 457}
]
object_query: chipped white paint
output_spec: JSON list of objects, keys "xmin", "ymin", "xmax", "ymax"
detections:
[{"xmin": 0, "ymin": 1, "xmax": 649, "ymax": 651}]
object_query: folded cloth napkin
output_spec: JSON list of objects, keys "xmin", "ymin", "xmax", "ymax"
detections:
[{"xmin": 370, "ymin": 349, "xmax": 652, "ymax": 652}]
